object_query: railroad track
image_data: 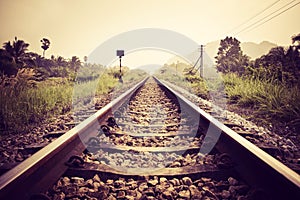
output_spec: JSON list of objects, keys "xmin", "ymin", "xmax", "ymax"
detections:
[{"xmin": 0, "ymin": 77, "xmax": 299, "ymax": 199}]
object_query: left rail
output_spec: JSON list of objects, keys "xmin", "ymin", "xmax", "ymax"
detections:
[{"xmin": 0, "ymin": 77, "xmax": 148, "ymax": 200}]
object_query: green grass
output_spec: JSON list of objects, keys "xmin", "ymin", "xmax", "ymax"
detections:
[
  {"xmin": 0, "ymin": 82, "xmax": 73, "ymax": 132},
  {"xmin": 0, "ymin": 72, "xmax": 113, "ymax": 133},
  {"xmin": 155, "ymin": 67, "xmax": 300, "ymax": 131},
  {"xmin": 223, "ymin": 73, "xmax": 300, "ymax": 130},
  {"xmin": 110, "ymin": 69, "xmax": 149, "ymax": 94},
  {"xmin": 0, "ymin": 68, "xmax": 148, "ymax": 134},
  {"xmin": 154, "ymin": 66, "xmax": 209, "ymax": 98}
]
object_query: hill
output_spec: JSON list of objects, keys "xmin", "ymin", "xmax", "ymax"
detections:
[{"xmin": 205, "ymin": 40, "xmax": 277, "ymax": 61}]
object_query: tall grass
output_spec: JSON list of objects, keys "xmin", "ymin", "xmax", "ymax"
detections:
[
  {"xmin": 0, "ymin": 68, "xmax": 148, "ymax": 134},
  {"xmin": 223, "ymin": 73, "xmax": 300, "ymax": 129},
  {"xmin": 0, "ymin": 71, "xmax": 114, "ymax": 133},
  {"xmin": 156, "ymin": 66, "xmax": 300, "ymax": 131},
  {"xmin": 0, "ymin": 81, "xmax": 73, "ymax": 132}
]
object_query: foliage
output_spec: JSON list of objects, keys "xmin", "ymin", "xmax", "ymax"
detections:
[
  {"xmin": 215, "ymin": 37, "xmax": 249, "ymax": 75},
  {"xmin": 155, "ymin": 64, "xmax": 209, "ymax": 98},
  {"xmin": 223, "ymin": 73, "xmax": 300, "ymax": 130},
  {"xmin": 0, "ymin": 36, "xmax": 153, "ymax": 134},
  {"xmin": 107, "ymin": 65, "xmax": 130, "ymax": 79},
  {"xmin": 70, "ymin": 56, "xmax": 81, "ymax": 72},
  {"xmin": 292, "ymin": 33, "xmax": 300, "ymax": 49},
  {"xmin": 40, "ymin": 38, "xmax": 50, "ymax": 57},
  {"xmin": 1, "ymin": 37, "xmax": 30, "ymax": 76},
  {"xmin": 164, "ymin": 33, "xmax": 300, "ymax": 133},
  {"xmin": 0, "ymin": 69, "xmax": 70, "ymax": 132},
  {"xmin": 183, "ymin": 67, "xmax": 208, "ymax": 98},
  {"xmin": 0, "ymin": 49, "xmax": 18, "ymax": 76},
  {"xmin": 250, "ymin": 45, "xmax": 300, "ymax": 86},
  {"xmin": 0, "ymin": 65, "xmax": 150, "ymax": 133},
  {"xmin": 0, "ymin": 37, "xmax": 90, "ymax": 80},
  {"xmin": 121, "ymin": 68, "xmax": 148, "ymax": 83}
]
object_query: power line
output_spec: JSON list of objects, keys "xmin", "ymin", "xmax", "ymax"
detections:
[
  {"xmin": 234, "ymin": 0, "xmax": 298, "ymax": 35},
  {"xmin": 240, "ymin": 1, "xmax": 300, "ymax": 35},
  {"xmin": 228, "ymin": 0, "xmax": 281, "ymax": 34}
]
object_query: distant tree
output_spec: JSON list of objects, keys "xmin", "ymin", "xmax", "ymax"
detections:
[
  {"xmin": 56, "ymin": 56, "xmax": 67, "ymax": 67},
  {"xmin": 22, "ymin": 52, "xmax": 40, "ymax": 68},
  {"xmin": 69, "ymin": 56, "xmax": 81, "ymax": 72},
  {"xmin": 254, "ymin": 47, "xmax": 285, "ymax": 82},
  {"xmin": 215, "ymin": 37, "xmax": 249, "ymax": 75},
  {"xmin": 284, "ymin": 46, "xmax": 300, "ymax": 85},
  {"xmin": 292, "ymin": 33, "xmax": 300, "ymax": 50},
  {"xmin": 254, "ymin": 43, "xmax": 300, "ymax": 85},
  {"xmin": 0, "ymin": 49, "xmax": 18, "ymax": 75},
  {"xmin": 3, "ymin": 37, "xmax": 29, "ymax": 67},
  {"xmin": 40, "ymin": 38, "xmax": 50, "ymax": 57}
]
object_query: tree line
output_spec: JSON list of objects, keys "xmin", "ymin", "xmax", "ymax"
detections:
[
  {"xmin": 215, "ymin": 33, "xmax": 300, "ymax": 87},
  {"xmin": 0, "ymin": 37, "xmax": 87, "ymax": 80}
]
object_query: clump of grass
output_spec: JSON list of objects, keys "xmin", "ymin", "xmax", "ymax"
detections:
[
  {"xmin": 223, "ymin": 73, "xmax": 266, "ymax": 106},
  {"xmin": 96, "ymin": 73, "xmax": 118, "ymax": 95},
  {"xmin": 223, "ymin": 73, "xmax": 300, "ymax": 130},
  {"xmin": 190, "ymin": 81, "xmax": 208, "ymax": 99},
  {"xmin": 255, "ymin": 85, "xmax": 300, "ymax": 126}
]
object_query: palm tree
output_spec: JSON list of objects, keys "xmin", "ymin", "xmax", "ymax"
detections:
[
  {"xmin": 3, "ymin": 37, "xmax": 29, "ymax": 67},
  {"xmin": 70, "ymin": 56, "xmax": 81, "ymax": 72},
  {"xmin": 56, "ymin": 56, "xmax": 67, "ymax": 67},
  {"xmin": 40, "ymin": 38, "xmax": 50, "ymax": 57}
]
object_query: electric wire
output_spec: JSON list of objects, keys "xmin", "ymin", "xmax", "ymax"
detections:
[
  {"xmin": 239, "ymin": 1, "xmax": 300, "ymax": 35},
  {"xmin": 228, "ymin": 0, "xmax": 281, "ymax": 34},
  {"xmin": 234, "ymin": 0, "xmax": 298, "ymax": 35}
]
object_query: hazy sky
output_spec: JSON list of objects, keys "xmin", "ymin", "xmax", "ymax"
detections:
[{"xmin": 0, "ymin": 0, "xmax": 299, "ymax": 67}]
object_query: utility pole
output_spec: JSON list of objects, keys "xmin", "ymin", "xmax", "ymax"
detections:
[{"xmin": 200, "ymin": 45, "xmax": 204, "ymax": 78}]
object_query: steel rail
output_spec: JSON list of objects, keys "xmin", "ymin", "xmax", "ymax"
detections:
[{"xmin": 154, "ymin": 77, "xmax": 300, "ymax": 199}]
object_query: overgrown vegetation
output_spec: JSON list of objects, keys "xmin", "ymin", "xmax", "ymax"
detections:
[
  {"xmin": 216, "ymin": 34, "xmax": 300, "ymax": 132},
  {"xmin": 0, "ymin": 37, "xmax": 148, "ymax": 134},
  {"xmin": 155, "ymin": 62, "xmax": 209, "ymax": 98},
  {"xmin": 157, "ymin": 33, "xmax": 300, "ymax": 133},
  {"xmin": 223, "ymin": 74, "xmax": 300, "ymax": 129}
]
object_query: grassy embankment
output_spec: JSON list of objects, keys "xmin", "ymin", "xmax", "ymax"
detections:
[
  {"xmin": 222, "ymin": 73, "xmax": 300, "ymax": 131},
  {"xmin": 0, "ymin": 68, "xmax": 147, "ymax": 134},
  {"xmin": 155, "ymin": 65, "xmax": 300, "ymax": 132}
]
